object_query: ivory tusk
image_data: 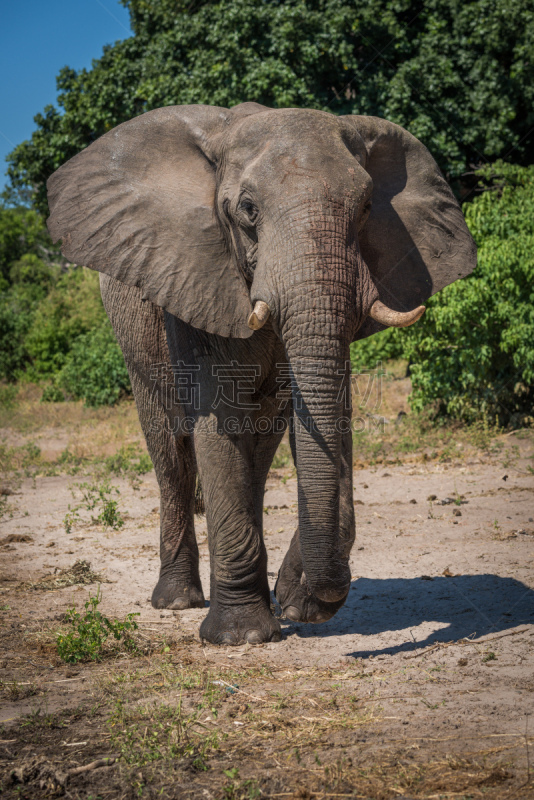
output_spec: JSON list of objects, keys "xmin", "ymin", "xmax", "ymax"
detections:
[
  {"xmin": 247, "ymin": 300, "xmax": 271, "ymax": 330},
  {"xmin": 369, "ymin": 299, "xmax": 425, "ymax": 328}
]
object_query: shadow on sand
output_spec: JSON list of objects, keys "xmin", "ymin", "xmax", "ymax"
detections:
[{"xmin": 280, "ymin": 574, "xmax": 534, "ymax": 658}]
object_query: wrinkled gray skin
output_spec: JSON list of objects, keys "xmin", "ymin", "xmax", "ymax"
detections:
[{"xmin": 47, "ymin": 103, "xmax": 476, "ymax": 645}]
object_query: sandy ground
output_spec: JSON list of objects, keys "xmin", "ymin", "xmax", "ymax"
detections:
[{"xmin": 0, "ymin": 415, "xmax": 533, "ymax": 798}]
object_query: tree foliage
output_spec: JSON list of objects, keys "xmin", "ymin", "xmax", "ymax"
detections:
[
  {"xmin": 6, "ymin": 0, "xmax": 534, "ymax": 213},
  {"xmin": 0, "ymin": 205, "xmax": 130, "ymax": 406},
  {"xmin": 0, "ymin": 207, "xmax": 52, "ymax": 286},
  {"xmin": 2, "ymin": 1, "xmax": 534, "ymax": 418}
]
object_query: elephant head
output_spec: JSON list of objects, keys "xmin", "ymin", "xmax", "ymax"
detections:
[{"xmin": 47, "ymin": 103, "xmax": 476, "ymax": 604}]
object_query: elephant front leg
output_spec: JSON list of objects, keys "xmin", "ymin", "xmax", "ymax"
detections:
[
  {"xmin": 195, "ymin": 427, "xmax": 281, "ymax": 645},
  {"xmin": 99, "ymin": 276, "xmax": 205, "ymax": 611},
  {"xmin": 275, "ymin": 429, "xmax": 355, "ymax": 623}
]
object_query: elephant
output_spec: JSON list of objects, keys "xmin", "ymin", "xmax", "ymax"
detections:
[{"xmin": 46, "ymin": 102, "xmax": 476, "ymax": 645}]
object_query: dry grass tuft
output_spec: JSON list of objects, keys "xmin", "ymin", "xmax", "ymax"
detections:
[{"xmin": 19, "ymin": 559, "xmax": 109, "ymax": 592}]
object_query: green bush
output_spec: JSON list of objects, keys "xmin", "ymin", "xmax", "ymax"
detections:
[
  {"xmin": 0, "ymin": 384, "xmax": 18, "ymax": 409},
  {"xmin": 0, "ymin": 224, "xmax": 131, "ymax": 406},
  {"xmin": 402, "ymin": 162, "xmax": 534, "ymax": 425},
  {"xmin": 0, "ymin": 284, "xmax": 41, "ymax": 380},
  {"xmin": 350, "ymin": 163, "xmax": 534, "ymax": 426},
  {"xmin": 25, "ymin": 267, "xmax": 107, "ymax": 379},
  {"xmin": 0, "ymin": 208, "xmax": 64, "ymax": 381},
  {"xmin": 9, "ymin": 253, "xmax": 57, "ymax": 289},
  {"xmin": 57, "ymin": 323, "xmax": 131, "ymax": 407}
]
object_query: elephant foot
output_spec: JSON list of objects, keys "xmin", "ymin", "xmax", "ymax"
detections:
[
  {"xmin": 199, "ymin": 601, "xmax": 281, "ymax": 645},
  {"xmin": 275, "ymin": 535, "xmax": 347, "ymax": 623},
  {"xmin": 151, "ymin": 572, "xmax": 205, "ymax": 610}
]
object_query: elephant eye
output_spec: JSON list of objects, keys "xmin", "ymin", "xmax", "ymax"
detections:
[{"xmin": 239, "ymin": 198, "xmax": 258, "ymax": 224}]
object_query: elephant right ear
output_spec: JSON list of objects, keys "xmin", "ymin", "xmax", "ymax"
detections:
[{"xmin": 47, "ymin": 104, "xmax": 259, "ymax": 338}]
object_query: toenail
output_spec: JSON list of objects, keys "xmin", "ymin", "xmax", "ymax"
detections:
[
  {"xmin": 169, "ymin": 598, "xmax": 189, "ymax": 610},
  {"xmin": 311, "ymin": 610, "xmax": 331, "ymax": 623},
  {"xmin": 284, "ymin": 606, "xmax": 302, "ymax": 621},
  {"xmin": 245, "ymin": 630, "xmax": 264, "ymax": 644},
  {"xmin": 219, "ymin": 632, "xmax": 237, "ymax": 645}
]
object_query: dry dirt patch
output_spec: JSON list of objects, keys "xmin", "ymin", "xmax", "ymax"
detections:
[{"xmin": 0, "ymin": 394, "xmax": 533, "ymax": 798}]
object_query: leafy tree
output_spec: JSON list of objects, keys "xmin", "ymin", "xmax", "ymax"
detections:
[
  {"xmin": 6, "ymin": 0, "xmax": 534, "ymax": 214},
  {"xmin": 2, "ymin": 1, "xmax": 533, "ymax": 416}
]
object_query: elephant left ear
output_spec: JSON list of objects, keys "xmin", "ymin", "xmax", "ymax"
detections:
[
  {"xmin": 339, "ymin": 115, "xmax": 477, "ymax": 339},
  {"xmin": 47, "ymin": 104, "xmax": 266, "ymax": 339}
]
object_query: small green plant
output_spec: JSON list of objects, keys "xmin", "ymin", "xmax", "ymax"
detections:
[
  {"xmin": 98, "ymin": 496, "xmax": 123, "ymax": 527},
  {"xmin": 271, "ymin": 442, "xmax": 293, "ymax": 469},
  {"xmin": 56, "ymin": 587, "xmax": 139, "ymax": 663},
  {"xmin": 0, "ymin": 384, "xmax": 18, "ymax": 408},
  {"xmin": 0, "ymin": 679, "xmax": 38, "ymax": 701},
  {"xmin": 98, "ymin": 443, "xmax": 153, "ymax": 488},
  {"xmin": 40, "ymin": 383, "xmax": 65, "ymax": 403},
  {"xmin": 63, "ymin": 479, "xmax": 124, "ymax": 533},
  {"xmin": 102, "ymin": 443, "xmax": 152, "ymax": 478},
  {"xmin": 108, "ymin": 696, "xmax": 218, "ymax": 769},
  {"xmin": 222, "ymin": 768, "xmax": 260, "ymax": 800},
  {"xmin": 482, "ymin": 651, "xmax": 497, "ymax": 663},
  {"xmin": 20, "ymin": 441, "xmax": 42, "ymax": 472},
  {"xmin": 272, "ymin": 692, "xmax": 288, "ymax": 710},
  {"xmin": 63, "ymin": 507, "xmax": 81, "ymax": 534}
]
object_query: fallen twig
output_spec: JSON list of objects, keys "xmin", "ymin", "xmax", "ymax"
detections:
[
  {"xmin": 469, "ymin": 627, "xmax": 529, "ymax": 644},
  {"xmin": 68, "ymin": 756, "xmax": 117, "ymax": 777},
  {"xmin": 357, "ymin": 694, "xmax": 403, "ymax": 704},
  {"xmin": 404, "ymin": 643, "xmax": 443, "ymax": 659}
]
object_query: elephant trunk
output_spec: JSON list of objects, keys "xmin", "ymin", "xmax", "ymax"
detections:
[
  {"xmin": 286, "ymin": 335, "xmax": 352, "ymax": 602},
  {"xmin": 252, "ymin": 199, "xmax": 378, "ymax": 603}
]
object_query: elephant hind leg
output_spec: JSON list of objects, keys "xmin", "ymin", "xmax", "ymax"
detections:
[
  {"xmin": 152, "ymin": 436, "xmax": 204, "ymax": 610},
  {"xmin": 100, "ymin": 275, "xmax": 205, "ymax": 610}
]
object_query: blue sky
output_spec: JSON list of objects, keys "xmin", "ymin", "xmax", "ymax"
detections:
[{"xmin": 0, "ymin": 0, "xmax": 132, "ymax": 192}]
